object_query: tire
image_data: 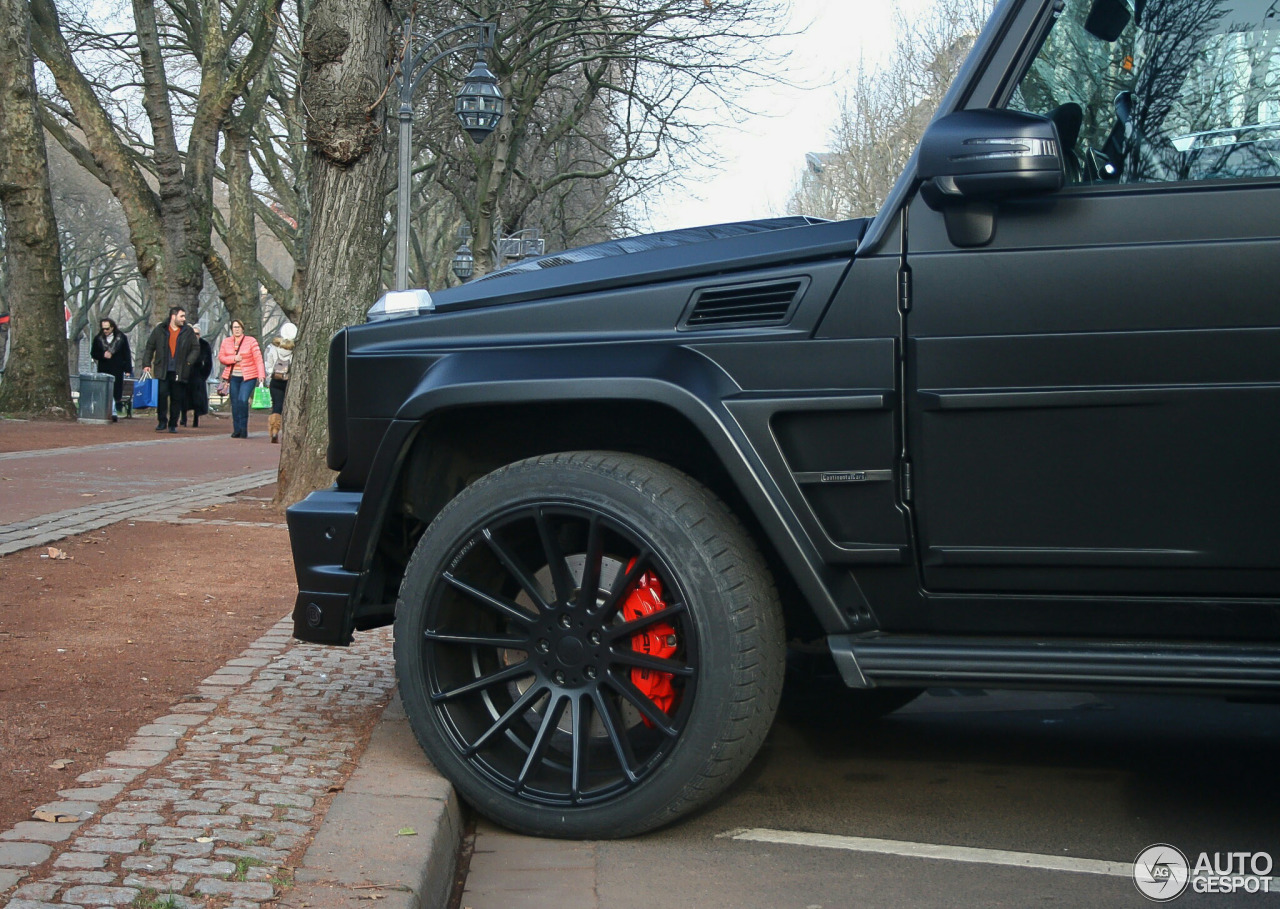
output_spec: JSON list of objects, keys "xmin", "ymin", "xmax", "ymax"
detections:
[{"xmin": 394, "ymin": 451, "xmax": 785, "ymax": 838}]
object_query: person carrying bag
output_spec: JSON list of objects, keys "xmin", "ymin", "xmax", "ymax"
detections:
[
  {"xmin": 217, "ymin": 319, "xmax": 266, "ymax": 439},
  {"xmin": 263, "ymin": 323, "xmax": 296, "ymax": 443}
]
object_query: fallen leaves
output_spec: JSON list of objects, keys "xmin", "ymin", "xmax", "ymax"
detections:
[
  {"xmin": 43, "ymin": 548, "xmax": 69, "ymax": 560},
  {"xmin": 32, "ymin": 807, "xmax": 81, "ymax": 823},
  {"xmin": 48, "ymin": 759, "xmax": 74, "ymax": 770}
]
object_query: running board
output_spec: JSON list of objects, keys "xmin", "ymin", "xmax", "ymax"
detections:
[{"xmin": 827, "ymin": 634, "xmax": 1280, "ymax": 695}]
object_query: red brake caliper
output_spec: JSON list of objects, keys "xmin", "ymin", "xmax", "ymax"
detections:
[{"xmin": 620, "ymin": 559, "xmax": 677, "ymax": 725}]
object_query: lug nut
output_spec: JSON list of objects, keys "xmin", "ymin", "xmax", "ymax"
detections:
[
  {"xmin": 559, "ymin": 615, "xmax": 572, "ymax": 629},
  {"xmin": 588, "ymin": 631, "xmax": 601, "ymax": 645},
  {"xmin": 554, "ymin": 671, "xmax": 566, "ymax": 685},
  {"xmin": 536, "ymin": 639, "xmax": 550, "ymax": 653},
  {"xmin": 585, "ymin": 666, "xmax": 597, "ymax": 680}
]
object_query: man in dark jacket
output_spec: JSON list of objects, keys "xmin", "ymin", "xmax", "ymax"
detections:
[
  {"xmin": 141, "ymin": 306, "xmax": 201, "ymax": 433},
  {"xmin": 90, "ymin": 317, "xmax": 133, "ymax": 421}
]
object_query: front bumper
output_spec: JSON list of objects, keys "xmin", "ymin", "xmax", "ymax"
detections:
[{"xmin": 286, "ymin": 488, "xmax": 365, "ymax": 645}]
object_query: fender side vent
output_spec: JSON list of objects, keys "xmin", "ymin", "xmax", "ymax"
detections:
[
  {"xmin": 536, "ymin": 255, "xmax": 574, "ymax": 269},
  {"xmin": 681, "ymin": 278, "xmax": 808, "ymax": 329}
]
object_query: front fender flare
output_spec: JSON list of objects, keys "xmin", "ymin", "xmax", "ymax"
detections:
[{"xmin": 347, "ymin": 343, "xmax": 860, "ymax": 633}]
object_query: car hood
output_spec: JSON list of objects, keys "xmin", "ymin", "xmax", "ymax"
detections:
[{"xmin": 422, "ymin": 216, "xmax": 866, "ymax": 314}]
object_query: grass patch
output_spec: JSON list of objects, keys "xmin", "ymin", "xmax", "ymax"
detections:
[
  {"xmin": 228, "ymin": 855, "xmax": 267, "ymax": 882},
  {"xmin": 132, "ymin": 888, "xmax": 180, "ymax": 909}
]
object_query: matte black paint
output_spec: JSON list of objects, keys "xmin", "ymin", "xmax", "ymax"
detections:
[{"xmin": 289, "ymin": 0, "xmax": 1280, "ymax": 693}]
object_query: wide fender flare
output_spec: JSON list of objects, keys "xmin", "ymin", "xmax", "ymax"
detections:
[
  {"xmin": 356, "ymin": 342, "xmax": 854, "ymax": 632},
  {"xmin": 396, "ymin": 343, "xmax": 736, "ymax": 425}
]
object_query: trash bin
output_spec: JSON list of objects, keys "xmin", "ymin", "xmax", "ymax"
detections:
[{"xmin": 77, "ymin": 372, "xmax": 114, "ymax": 423}]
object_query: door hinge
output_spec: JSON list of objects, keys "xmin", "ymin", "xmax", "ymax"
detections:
[
  {"xmin": 897, "ymin": 267, "xmax": 912, "ymax": 313},
  {"xmin": 900, "ymin": 460, "xmax": 913, "ymax": 501}
]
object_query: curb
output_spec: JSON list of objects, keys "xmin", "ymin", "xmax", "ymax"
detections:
[
  {"xmin": 280, "ymin": 693, "xmax": 462, "ymax": 909},
  {"xmin": 0, "ymin": 469, "xmax": 278, "ymax": 555},
  {"xmin": 0, "ymin": 618, "xmax": 464, "ymax": 909}
]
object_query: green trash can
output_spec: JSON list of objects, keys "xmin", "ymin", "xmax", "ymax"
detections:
[{"xmin": 77, "ymin": 373, "xmax": 114, "ymax": 423}]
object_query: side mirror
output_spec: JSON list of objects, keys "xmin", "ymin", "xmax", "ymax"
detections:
[
  {"xmin": 919, "ymin": 109, "xmax": 1066, "ymax": 200},
  {"xmin": 918, "ymin": 109, "xmax": 1066, "ymax": 247}
]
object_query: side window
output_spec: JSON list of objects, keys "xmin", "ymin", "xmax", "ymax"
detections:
[{"xmin": 1010, "ymin": 0, "xmax": 1280, "ymax": 185}]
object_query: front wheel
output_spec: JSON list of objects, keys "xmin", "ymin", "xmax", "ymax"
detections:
[{"xmin": 394, "ymin": 452, "xmax": 785, "ymax": 838}]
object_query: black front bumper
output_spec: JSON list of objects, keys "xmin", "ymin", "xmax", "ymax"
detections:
[{"xmin": 286, "ymin": 488, "xmax": 365, "ymax": 645}]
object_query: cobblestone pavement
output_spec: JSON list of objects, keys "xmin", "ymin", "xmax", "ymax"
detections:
[
  {"xmin": 0, "ymin": 620, "xmax": 397, "ymax": 909},
  {"xmin": 0, "ymin": 471, "xmax": 277, "ymax": 556}
]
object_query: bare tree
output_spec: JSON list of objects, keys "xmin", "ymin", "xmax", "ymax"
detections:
[
  {"xmin": 409, "ymin": 0, "xmax": 792, "ymax": 276},
  {"xmin": 47, "ymin": 147, "xmax": 147, "ymax": 348},
  {"xmin": 788, "ymin": 0, "xmax": 991, "ymax": 219},
  {"xmin": 30, "ymin": 0, "xmax": 283, "ymax": 325},
  {"xmin": 0, "ymin": 0, "xmax": 73, "ymax": 419},
  {"xmin": 276, "ymin": 0, "xmax": 391, "ymax": 504},
  {"xmin": 207, "ymin": 78, "xmax": 271, "ymax": 339}
]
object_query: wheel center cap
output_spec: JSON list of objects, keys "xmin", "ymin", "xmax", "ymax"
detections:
[{"xmin": 556, "ymin": 636, "xmax": 586, "ymax": 666}]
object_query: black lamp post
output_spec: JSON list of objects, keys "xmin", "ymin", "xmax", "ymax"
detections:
[{"xmin": 394, "ymin": 21, "xmax": 505, "ymax": 291}]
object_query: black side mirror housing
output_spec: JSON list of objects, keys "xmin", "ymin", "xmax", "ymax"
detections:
[
  {"xmin": 919, "ymin": 109, "xmax": 1066, "ymax": 200},
  {"xmin": 918, "ymin": 109, "xmax": 1066, "ymax": 247}
]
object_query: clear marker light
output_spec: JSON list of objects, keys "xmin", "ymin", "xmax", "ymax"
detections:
[{"xmin": 367, "ymin": 289, "xmax": 434, "ymax": 321}]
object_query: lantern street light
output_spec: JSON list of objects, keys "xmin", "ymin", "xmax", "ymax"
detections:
[
  {"xmin": 452, "ymin": 225, "xmax": 475, "ymax": 282},
  {"xmin": 394, "ymin": 20, "xmax": 505, "ymax": 291}
]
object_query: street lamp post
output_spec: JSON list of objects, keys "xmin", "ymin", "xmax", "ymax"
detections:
[{"xmin": 394, "ymin": 20, "xmax": 505, "ymax": 291}]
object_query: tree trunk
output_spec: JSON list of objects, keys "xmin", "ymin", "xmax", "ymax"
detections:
[
  {"xmin": 0, "ymin": 0, "xmax": 73, "ymax": 419},
  {"xmin": 220, "ymin": 123, "xmax": 264, "ymax": 338},
  {"xmin": 276, "ymin": 0, "xmax": 390, "ymax": 505}
]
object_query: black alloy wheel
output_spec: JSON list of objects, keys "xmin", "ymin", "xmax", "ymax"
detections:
[{"xmin": 394, "ymin": 452, "xmax": 785, "ymax": 838}]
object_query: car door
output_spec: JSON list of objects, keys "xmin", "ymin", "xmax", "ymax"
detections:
[{"xmin": 907, "ymin": 0, "xmax": 1280, "ymax": 598}]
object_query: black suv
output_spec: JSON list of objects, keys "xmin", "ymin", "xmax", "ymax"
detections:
[{"xmin": 288, "ymin": 0, "xmax": 1280, "ymax": 838}]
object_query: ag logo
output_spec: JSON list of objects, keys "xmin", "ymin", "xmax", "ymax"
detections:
[{"xmin": 1134, "ymin": 844, "xmax": 1190, "ymax": 901}]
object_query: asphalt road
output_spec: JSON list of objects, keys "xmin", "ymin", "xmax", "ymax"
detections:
[{"xmin": 461, "ymin": 689, "xmax": 1280, "ymax": 908}]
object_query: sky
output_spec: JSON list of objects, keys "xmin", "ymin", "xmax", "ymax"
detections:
[{"xmin": 645, "ymin": 0, "xmax": 912, "ymax": 231}]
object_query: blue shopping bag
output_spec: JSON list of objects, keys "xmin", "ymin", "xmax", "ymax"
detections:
[{"xmin": 131, "ymin": 377, "xmax": 158, "ymax": 409}]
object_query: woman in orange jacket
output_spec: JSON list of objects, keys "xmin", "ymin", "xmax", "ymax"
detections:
[{"xmin": 218, "ymin": 319, "xmax": 266, "ymax": 438}]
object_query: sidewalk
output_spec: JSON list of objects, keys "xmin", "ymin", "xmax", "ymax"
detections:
[{"xmin": 0, "ymin": 422, "xmax": 461, "ymax": 909}]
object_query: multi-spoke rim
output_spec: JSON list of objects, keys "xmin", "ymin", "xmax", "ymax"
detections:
[{"xmin": 419, "ymin": 502, "xmax": 699, "ymax": 807}]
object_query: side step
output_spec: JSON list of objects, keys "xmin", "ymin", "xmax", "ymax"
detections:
[{"xmin": 828, "ymin": 634, "xmax": 1280, "ymax": 695}]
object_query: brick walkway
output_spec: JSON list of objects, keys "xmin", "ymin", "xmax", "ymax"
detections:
[{"xmin": 0, "ymin": 620, "xmax": 397, "ymax": 909}]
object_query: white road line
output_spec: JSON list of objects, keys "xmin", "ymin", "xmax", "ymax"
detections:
[{"xmin": 721, "ymin": 828, "xmax": 1133, "ymax": 878}]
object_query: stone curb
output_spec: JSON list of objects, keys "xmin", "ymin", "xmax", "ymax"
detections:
[
  {"xmin": 278, "ymin": 695, "xmax": 462, "ymax": 909},
  {"xmin": 0, "ymin": 617, "xmax": 462, "ymax": 909},
  {"xmin": 0, "ymin": 435, "xmax": 226, "ymax": 463},
  {"xmin": 0, "ymin": 443, "xmax": 462, "ymax": 909},
  {"xmin": 0, "ymin": 469, "xmax": 277, "ymax": 555}
]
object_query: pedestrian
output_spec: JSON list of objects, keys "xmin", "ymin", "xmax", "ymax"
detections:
[
  {"xmin": 217, "ymin": 319, "xmax": 265, "ymax": 439},
  {"xmin": 181, "ymin": 326, "xmax": 213, "ymax": 428},
  {"xmin": 89, "ymin": 317, "xmax": 133, "ymax": 422},
  {"xmin": 263, "ymin": 322, "xmax": 296, "ymax": 444},
  {"xmin": 140, "ymin": 306, "xmax": 200, "ymax": 433}
]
